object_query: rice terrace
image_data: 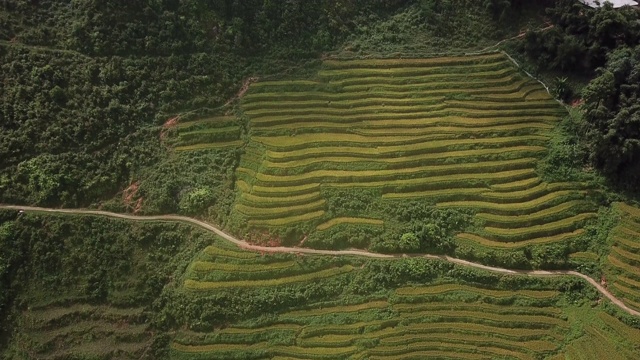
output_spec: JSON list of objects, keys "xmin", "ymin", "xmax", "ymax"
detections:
[
  {"xmin": 223, "ymin": 52, "xmax": 597, "ymax": 251},
  {"xmin": 3, "ymin": 1, "xmax": 640, "ymax": 359}
]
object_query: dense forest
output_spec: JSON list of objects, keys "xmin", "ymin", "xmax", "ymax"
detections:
[
  {"xmin": 3, "ymin": 0, "xmax": 640, "ymax": 357},
  {"xmin": 0, "ymin": 0, "xmax": 547, "ymax": 211},
  {"xmin": 518, "ymin": 0, "xmax": 640, "ymax": 184}
]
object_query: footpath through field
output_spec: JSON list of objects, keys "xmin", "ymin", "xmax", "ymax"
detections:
[{"xmin": 1, "ymin": 204, "xmax": 638, "ymax": 318}]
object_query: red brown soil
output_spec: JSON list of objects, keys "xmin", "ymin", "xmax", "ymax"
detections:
[
  {"xmin": 571, "ymin": 98, "xmax": 584, "ymax": 107},
  {"xmin": 246, "ymin": 230, "xmax": 282, "ymax": 247},
  {"xmin": 225, "ymin": 77, "xmax": 259, "ymax": 107},
  {"xmin": 298, "ymin": 235, "xmax": 308, "ymax": 247},
  {"xmin": 160, "ymin": 116, "xmax": 179, "ymax": 140},
  {"xmin": 122, "ymin": 181, "xmax": 144, "ymax": 214}
]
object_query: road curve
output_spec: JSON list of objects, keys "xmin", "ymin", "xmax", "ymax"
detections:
[{"xmin": 2, "ymin": 204, "xmax": 638, "ymax": 317}]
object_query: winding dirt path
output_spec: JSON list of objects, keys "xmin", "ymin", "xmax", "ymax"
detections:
[{"xmin": 2, "ymin": 204, "xmax": 638, "ymax": 317}]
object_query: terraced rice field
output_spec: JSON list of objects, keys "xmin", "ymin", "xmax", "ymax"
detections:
[
  {"xmin": 13, "ymin": 303, "xmax": 150, "ymax": 359},
  {"xmin": 232, "ymin": 53, "xmax": 597, "ymax": 247},
  {"xmin": 183, "ymin": 243, "xmax": 355, "ymax": 291},
  {"xmin": 604, "ymin": 203, "xmax": 640, "ymax": 311},
  {"xmin": 169, "ymin": 235, "xmax": 640, "ymax": 359},
  {"xmin": 557, "ymin": 312, "xmax": 640, "ymax": 360},
  {"xmin": 173, "ymin": 115, "xmax": 243, "ymax": 151},
  {"xmin": 174, "ymin": 278, "xmax": 568, "ymax": 359}
]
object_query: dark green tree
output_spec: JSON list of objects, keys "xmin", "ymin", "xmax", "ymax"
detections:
[{"xmin": 581, "ymin": 46, "xmax": 640, "ymax": 182}]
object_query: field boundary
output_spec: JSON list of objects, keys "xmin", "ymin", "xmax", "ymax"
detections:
[{"xmin": 1, "ymin": 204, "xmax": 638, "ymax": 317}]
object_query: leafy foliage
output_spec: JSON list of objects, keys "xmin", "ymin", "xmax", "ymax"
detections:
[
  {"xmin": 522, "ymin": 0, "xmax": 640, "ymax": 74},
  {"xmin": 581, "ymin": 46, "xmax": 640, "ymax": 182}
]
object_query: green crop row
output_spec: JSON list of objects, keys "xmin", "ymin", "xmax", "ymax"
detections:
[
  {"xmin": 324, "ymin": 67, "xmax": 517, "ymax": 87},
  {"xmin": 353, "ymin": 122, "xmax": 553, "ymax": 136},
  {"xmin": 243, "ymin": 79, "xmax": 536, "ymax": 104},
  {"xmin": 175, "ymin": 140, "xmax": 243, "ymax": 152},
  {"xmin": 341, "ymin": 74, "xmax": 522, "ymax": 93},
  {"xmin": 612, "ymin": 234, "xmax": 640, "ymax": 251},
  {"xmin": 175, "ymin": 115, "xmax": 236, "ymax": 129},
  {"xmin": 357, "ymin": 114, "xmax": 561, "ymax": 129},
  {"xmin": 245, "ymin": 102, "xmax": 447, "ymax": 119},
  {"xmin": 618, "ymin": 202, "xmax": 640, "ymax": 217},
  {"xmin": 607, "ymin": 254, "xmax": 639, "ymax": 275},
  {"xmin": 378, "ymin": 332, "xmax": 557, "ymax": 353},
  {"xmin": 251, "ymin": 117, "xmax": 555, "ymax": 138},
  {"xmin": 395, "ymin": 284, "xmax": 558, "ymax": 299},
  {"xmin": 236, "ymin": 179, "xmax": 252, "ymax": 194},
  {"xmin": 250, "ymin": 79, "xmax": 321, "ymax": 88},
  {"xmin": 264, "ymin": 146, "xmax": 546, "ymax": 170},
  {"xmin": 253, "ymin": 158, "xmax": 537, "ymax": 187},
  {"xmin": 243, "ymin": 95, "xmax": 446, "ymax": 111},
  {"xmin": 321, "ymin": 53, "xmax": 506, "ymax": 69},
  {"xmin": 184, "ymin": 265, "xmax": 354, "ymax": 290},
  {"xmin": 368, "ymin": 349, "xmax": 487, "ymax": 360},
  {"xmin": 285, "ymin": 301, "xmax": 389, "ymax": 317},
  {"xmin": 367, "ymin": 340, "xmax": 532, "ymax": 360},
  {"xmin": 271, "ymin": 345, "xmax": 360, "ymax": 359},
  {"xmin": 609, "ymin": 283, "xmax": 640, "ymax": 310},
  {"xmin": 470, "ymin": 83, "xmax": 543, "ymax": 101},
  {"xmin": 316, "ymin": 217, "xmax": 384, "ymax": 231},
  {"xmin": 490, "ymin": 177, "xmax": 542, "ymax": 192},
  {"xmin": 190, "ymin": 260, "xmax": 296, "ymax": 273},
  {"xmin": 382, "ymin": 321, "xmax": 553, "ymax": 341},
  {"xmin": 329, "ymin": 168, "xmax": 536, "ymax": 193},
  {"xmin": 240, "ymin": 191, "xmax": 322, "ymax": 208},
  {"xmin": 438, "ymin": 190, "xmax": 588, "ymax": 215},
  {"xmin": 620, "ymin": 218, "xmax": 640, "ymax": 234},
  {"xmin": 479, "ymin": 182, "xmax": 587, "ymax": 204},
  {"xmin": 246, "ymin": 101, "xmax": 561, "ymax": 123},
  {"xmin": 616, "ymin": 230, "xmax": 640, "ymax": 250},
  {"xmin": 255, "ymin": 133, "xmax": 442, "ymax": 151},
  {"xmin": 393, "ymin": 304, "xmax": 562, "ymax": 329},
  {"xmin": 393, "ymin": 302, "xmax": 562, "ymax": 317},
  {"xmin": 318, "ymin": 66, "xmax": 518, "ymax": 85},
  {"xmin": 249, "ymin": 183, "xmax": 320, "ymax": 197},
  {"xmin": 296, "ymin": 334, "xmax": 364, "ymax": 348},
  {"xmin": 526, "ymin": 89, "xmax": 553, "ymax": 100},
  {"xmin": 319, "ymin": 57, "xmax": 510, "ymax": 76},
  {"xmin": 478, "ymin": 200, "xmax": 594, "ymax": 227},
  {"xmin": 202, "ymin": 245, "xmax": 258, "ymax": 260},
  {"xmin": 247, "ymin": 210, "xmax": 326, "ymax": 227},
  {"xmin": 483, "ymin": 212, "xmax": 596, "ymax": 239},
  {"xmin": 616, "ymin": 275, "xmax": 640, "ymax": 291},
  {"xmin": 345, "ymin": 77, "xmax": 532, "ymax": 96},
  {"xmin": 598, "ymin": 312, "xmax": 640, "ymax": 344},
  {"xmin": 443, "ymin": 98, "xmax": 559, "ymax": 111},
  {"xmin": 264, "ymin": 135, "xmax": 549, "ymax": 161},
  {"xmin": 243, "ymin": 89, "xmax": 449, "ymax": 102},
  {"xmin": 171, "ymin": 341, "xmax": 268, "ymax": 353},
  {"xmin": 215, "ymin": 324, "xmax": 302, "ymax": 336},
  {"xmin": 610, "ymin": 246, "xmax": 640, "ymax": 264},
  {"xmin": 235, "ymin": 199, "xmax": 325, "ymax": 219},
  {"xmin": 322, "ymin": 56, "xmax": 513, "ymax": 73},
  {"xmin": 456, "ymin": 229, "xmax": 585, "ymax": 248},
  {"xmin": 248, "ymin": 105, "xmax": 559, "ymax": 127},
  {"xmin": 399, "ymin": 309, "xmax": 567, "ymax": 330}
]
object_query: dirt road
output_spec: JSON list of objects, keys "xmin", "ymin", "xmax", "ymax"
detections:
[{"xmin": 2, "ymin": 204, "xmax": 638, "ymax": 317}]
